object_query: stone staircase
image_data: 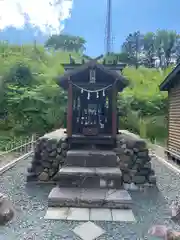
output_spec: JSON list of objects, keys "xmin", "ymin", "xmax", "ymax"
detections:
[{"xmin": 48, "ymin": 149, "xmax": 133, "ymax": 209}]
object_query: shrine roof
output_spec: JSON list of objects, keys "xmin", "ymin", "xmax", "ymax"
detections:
[
  {"xmin": 57, "ymin": 60, "xmax": 129, "ymax": 91},
  {"xmin": 160, "ymin": 63, "xmax": 180, "ymax": 91}
]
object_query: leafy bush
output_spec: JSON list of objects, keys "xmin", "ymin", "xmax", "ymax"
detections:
[
  {"xmin": 0, "ymin": 43, "xmax": 170, "ymax": 147},
  {"xmin": 119, "ymin": 66, "xmax": 170, "ymax": 142}
]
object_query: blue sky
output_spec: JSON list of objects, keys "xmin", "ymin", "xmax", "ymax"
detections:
[{"xmin": 64, "ymin": 0, "xmax": 180, "ymax": 57}]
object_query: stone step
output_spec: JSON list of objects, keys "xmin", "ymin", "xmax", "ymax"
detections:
[
  {"xmin": 54, "ymin": 166, "xmax": 122, "ymax": 189},
  {"xmin": 58, "ymin": 166, "xmax": 122, "ymax": 178},
  {"xmin": 66, "ymin": 150, "xmax": 117, "ymax": 167},
  {"xmin": 57, "ymin": 176, "xmax": 122, "ymax": 189},
  {"xmin": 48, "ymin": 187, "xmax": 132, "ymax": 209}
]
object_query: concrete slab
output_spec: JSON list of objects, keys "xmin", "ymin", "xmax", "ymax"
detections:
[
  {"xmin": 73, "ymin": 221, "xmax": 105, "ymax": 240},
  {"xmin": 44, "ymin": 207, "xmax": 69, "ymax": 220},
  {"xmin": 67, "ymin": 208, "xmax": 90, "ymax": 221},
  {"xmin": 90, "ymin": 208, "xmax": 112, "ymax": 221},
  {"xmin": 111, "ymin": 209, "xmax": 136, "ymax": 222}
]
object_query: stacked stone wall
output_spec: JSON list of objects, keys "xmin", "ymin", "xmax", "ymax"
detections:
[
  {"xmin": 27, "ymin": 130, "xmax": 68, "ymax": 182},
  {"xmin": 115, "ymin": 131, "xmax": 156, "ymax": 186}
]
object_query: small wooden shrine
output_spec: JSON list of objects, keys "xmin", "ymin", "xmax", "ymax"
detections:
[{"xmin": 57, "ymin": 56, "xmax": 128, "ymax": 145}]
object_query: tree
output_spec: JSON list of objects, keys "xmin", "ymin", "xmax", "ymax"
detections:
[
  {"xmin": 122, "ymin": 31, "xmax": 144, "ymax": 68},
  {"xmin": 45, "ymin": 34, "xmax": 86, "ymax": 53},
  {"xmin": 121, "ymin": 30, "xmax": 180, "ymax": 68}
]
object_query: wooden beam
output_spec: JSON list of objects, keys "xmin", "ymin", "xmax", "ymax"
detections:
[{"xmin": 67, "ymin": 79, "xmax": 73, "ymax": 137}]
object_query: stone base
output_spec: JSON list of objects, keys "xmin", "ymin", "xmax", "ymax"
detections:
[
  {"xmin": 48, "ymin": 187, "xmax": 132, "ymax": 209},
  {"xmin": 66, "ymin": 150, "xmax": 117, "ymax": 167}
]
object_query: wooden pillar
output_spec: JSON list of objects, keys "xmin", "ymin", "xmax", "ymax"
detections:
[
  {"xmin": 112, "ymin": 84, "xmax": 117, "ymax": 138},
  {"xmin": 67, "ymin": 79, "xmax": 73, "ymax": 137}
]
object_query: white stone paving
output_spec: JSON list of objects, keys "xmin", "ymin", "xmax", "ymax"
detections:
[
  {"xmin": 67, "ymin": 207, "xmax": 89, "ymax": 221},
  {"xmin": 44, "ymin": 207, "xmax": 136, "ymax": 222},
  {"xmin": 44, "ymin": 207, "xmax": 69, "ymax": 220},
  {"xmin": 90, "ymin": 208, "xmax": 112, "ymax": 221},
  {"xmin": 73, "ymin": 221, "xmax": 105, "ymax": 240},
  {"xmin": 112, "ymin": 209, "xmax": 136, "ymax": 222}
]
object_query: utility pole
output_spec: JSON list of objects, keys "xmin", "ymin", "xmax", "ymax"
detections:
[{"xmin": 105, "ymin": 0, "xmax": 112, "ymax": 55}]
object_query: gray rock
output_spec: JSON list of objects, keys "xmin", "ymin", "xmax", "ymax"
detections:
[
  {"xmin": 136, "ymin": 149, "xmax": 149, "ymax": 158},
  {"xmin": 35, "ymin": 165, "xmax": 44, "ymax": 175},
  {"xmin": 134, "ymin": 158, "xmax": 145, "ymax": 165},
  {"xmin": 114, "ymin": 148, "xmax": 125, "ymax": 155},
  {"xmin": 120, "ymin": 154, "xmax": 132, "ymax": 162},
  {"xmin": 123, "ymin": 174, "xmax": 132, "ymax": 183},
  {"xmin": 61, "ymin": 142, "xmax": 68, "ymax": 149},
  {"xmin": 38, "ymin": 172, "xmax": 49, "ymax": 181},
  {"xmin": 42, "ymin": 161, "xmax": 51, "ymax": 169},
  {"xmin": 49, "ymin": 150, "xmax": 57, "ymax": 157},
  {"xmin": 132, "ymin": 175, "xmax": 146, "ymax": 184},
  {"xmin": 119, "ymin": 162, "xmax": 129, "ymax": 171},
  {"xmin": 0, "ymin": 194, "xmax": 14, "ymax": 225},
  {"xmin": 41, "ymin": 151, "xmax": 49, "ymax": 160},
  {"xmin": 62, "ymin": 150, "xmax": 67, "ymax": 158},
  {"xmin": 148, "ymin": 175, "xmax": 156, "ymax": 184},
  {"xmin": 144, "ymin": 162, "xmax": 151, "ymax": 169},
  {"xmin": 52, "ymin": 161, "xmax": 60, "ymax": 169},
  {"xmin": 57, "ymin": 147, "xmax": 62, "ymax": 154},
  {"xmin": 136, "ymin": 169, "xmax": 150, "ymax": 176},
  {"xmin": 124, "ymin": 149, "xmax": 134, "ymax": 156}
]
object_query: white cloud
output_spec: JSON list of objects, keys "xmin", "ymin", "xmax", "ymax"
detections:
[{"xmin": 0, "ymin": 0, "xmax": 73, "ymax": 35}]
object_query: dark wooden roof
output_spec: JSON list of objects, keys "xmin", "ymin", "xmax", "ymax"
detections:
[
  {"xmin": 57, "ymin": 60, "xmax": 129, "ymax": 91},
  {"xmin": 160, "ymin": 64, "xmax": 180, "ymax": 91},
  {"xmin": 62, "ymin": 62, "xmax": 127, "ymax": 72}
]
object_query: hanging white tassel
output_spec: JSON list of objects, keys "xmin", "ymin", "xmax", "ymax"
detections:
[
  {"xmin": 96, "ymin": 91, "xmax": 99, "ymax": 98},
  {"xmin": 87, "ymin": 92, "xmax": 90, "ymax": 100},
  {"xmin": 103, "ymin": 90, "xmax": 105, "ymax": 97},
  {"xmin": 81, "ymin": 88, "xmax": 83, "ymax": 94}
]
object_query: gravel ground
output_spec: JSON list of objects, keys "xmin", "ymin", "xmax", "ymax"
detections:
[
  {"xmin": 0, "ymin": 152, "xmax": 21, "ymax": 168},
  {"xmin": 0, "ymin": 156, "xmax": 180, "ymax": 240}
]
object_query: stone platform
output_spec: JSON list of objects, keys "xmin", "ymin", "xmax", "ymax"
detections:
[
  {"xmin": 47, "ymin": 149, "xmax": 133, "ymax": 209},
  {"xmin": 48, "ymin": 187, "xmax": 132, "ymax": 209}
]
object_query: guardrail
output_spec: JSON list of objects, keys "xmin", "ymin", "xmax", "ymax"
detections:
[{"xmin": 0, "ymin": 135, "xmax": 37, "ymax": 175}]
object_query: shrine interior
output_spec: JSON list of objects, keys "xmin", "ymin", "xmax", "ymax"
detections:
[{"xmin": 72, "ymin": 87, "xmax": 112, "ymax": 135}]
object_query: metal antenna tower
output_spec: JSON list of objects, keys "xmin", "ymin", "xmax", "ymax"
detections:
[{"xmin": 105, "ymin": 0, "xmax": 113, "ymax": 55}]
